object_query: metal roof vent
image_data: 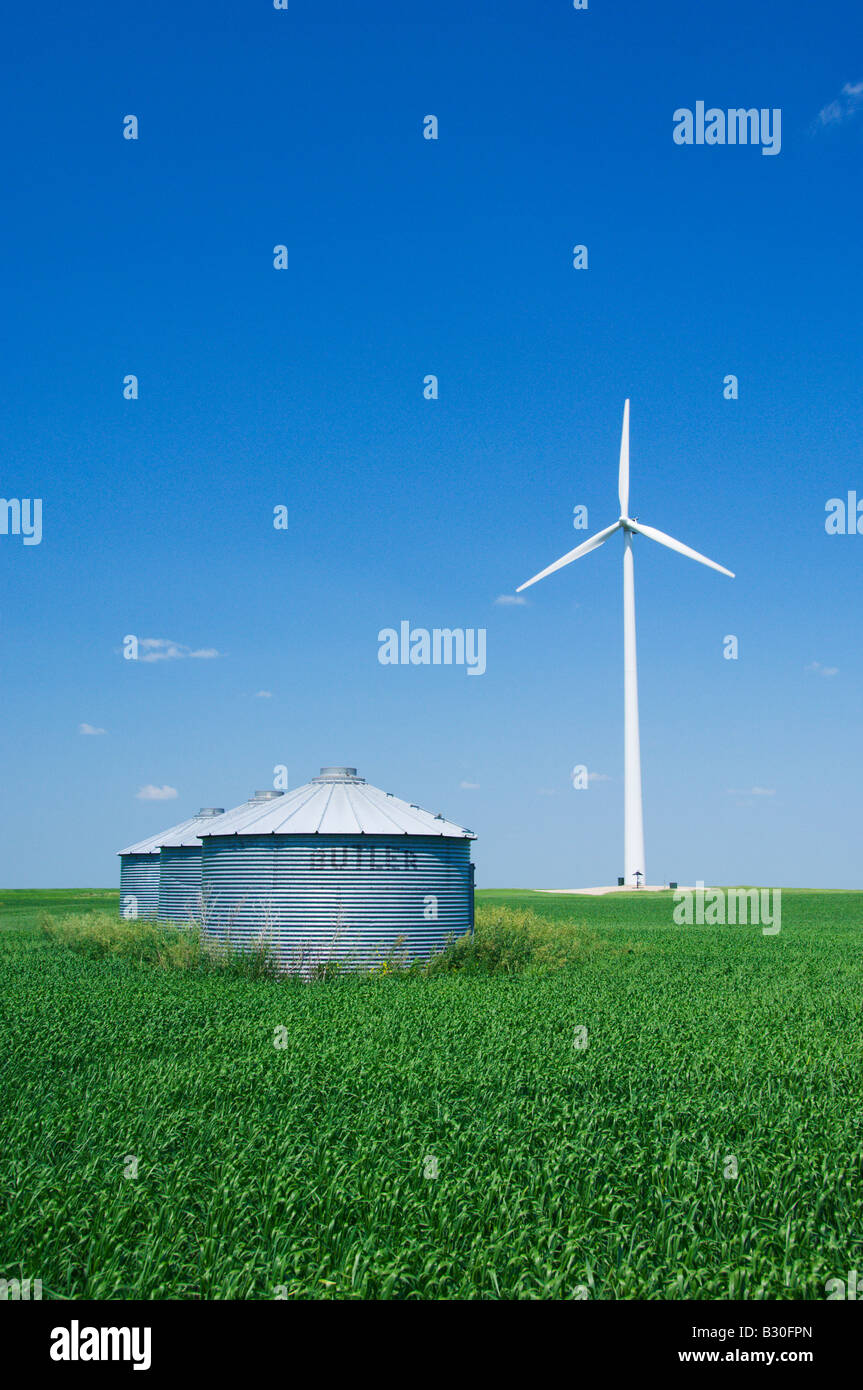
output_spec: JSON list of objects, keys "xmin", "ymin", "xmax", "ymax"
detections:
[
  {"xmin": 252, "ymin": 790, "xmax": 286, "ymax": 801},
  {"xmin": 198, "ymin": 808, "xmax": 225, "ymax": 817},
  {"xmin": 313, "ymin": 766, "xmax": 364, "ymax": 782}
]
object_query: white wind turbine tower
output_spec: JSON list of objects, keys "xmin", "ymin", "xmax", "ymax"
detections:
[{"xmin": 517, "ymin": 400, "xmax": 734, "ymax": 888}]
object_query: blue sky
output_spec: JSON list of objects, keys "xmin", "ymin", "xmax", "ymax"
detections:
[{"xmin": 1, "ymin": 0, "xmax": 861, "ymax": 889}]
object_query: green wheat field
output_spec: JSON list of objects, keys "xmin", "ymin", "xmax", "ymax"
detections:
[{"xmin": 1, "ymin": 887, "xmax": 861, "ymax": 1300}]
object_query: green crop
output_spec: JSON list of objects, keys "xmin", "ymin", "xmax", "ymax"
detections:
[{"xmin": 0, "ymin": 888, "xmax": 861, "ymax": 1299}]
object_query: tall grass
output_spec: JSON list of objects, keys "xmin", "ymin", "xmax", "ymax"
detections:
[
  {"xmin": 429, "ymin": 903, "xmax": 599, "ymax": 975},
  {"xmin": 41, "ymin": 912, "xmax": 280, "ymax": 978},
  {"xmin": 41, "ymin": 903, "xmax": 598, "ymax": 979}
]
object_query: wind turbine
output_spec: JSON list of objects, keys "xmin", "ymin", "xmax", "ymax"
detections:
[{"xmin": 517, "ymin": 400, "xmax": 734, "ymax": 888}]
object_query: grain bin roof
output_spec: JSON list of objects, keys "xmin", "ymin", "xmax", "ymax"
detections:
[
  {"xmin": 118, "ymin": 807, "xmax": 225, "ymax": 856},
  {"xmin": 200, "ymin": 768, "xmax": 474, "ymax": 839},
  {"xmin": 157, "ymin": 807, "xmax": 227, "ymax": 848}
]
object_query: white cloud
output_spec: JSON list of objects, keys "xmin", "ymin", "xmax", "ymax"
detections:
[
  {"xmin": 806, "ymin": 661, "xmax": 839, "ymax": 677},
  {"xmin": 78, "ymin": 722, "xmax": 106, "ymax": 735},
  {"xmin": 587, "ymin": 771, "xmax": 610, "ymax": 783},
  {"xmin": 494, "ymin": 594, "xmax": 528, "ymax": 606},
  {"xmin": 728, "ymin": 786, "xmax": 776, "ymax": 798},
  {"xmin": 136, "ymin": 784, "xmax": 179, "ymax": 801},
  {"xmin": 459, "ymin": 780, "xmax": 480, "ymax": 790},
  {"xmin": 814, "ymin": 80, "xmax": 863, "ymax": 129},
  {"xmin": 254, "ymin": 690, "xmax": 273, "ymax": 699},
  {"xmin": 136, "ymin": 638, "xmax": 221, "ymax": 663},
  {"xmin": 537, "ymin": 788, "xmax": 557, "ymax": 796}
]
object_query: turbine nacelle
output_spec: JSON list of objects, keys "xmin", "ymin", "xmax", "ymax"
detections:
[{"xmin": 517, "ymin": 402, "xmax": 735, "ymax": 591}]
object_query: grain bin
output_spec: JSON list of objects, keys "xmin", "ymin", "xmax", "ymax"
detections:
[
  {"xmin": 118, "ymin": 797, "xmax": 275, "ymax": 920},
  {"xmin": 156, "ymin": 808, "xmax": 226, "ymax": 922},
  {"xmin": 198, "ymin": 768, "xmax": 475, "ymax": 970},
  {"xmin": 117, "ymin": 845, "xmax": 161, "ymax": 919},
  {"xmin": 118, "ymin": 808, "xmax": 220, "ymax": 920}
]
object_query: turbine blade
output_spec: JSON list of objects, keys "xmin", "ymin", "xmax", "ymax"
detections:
[
  {"xmin": 629, "ymin": 520, "xmax": 735, "ymax": 578},
  {"xmin": 516, "ymin": 521, "xmax": 621, "ymax": 592},
  {"xmin": 618, "ymin": 398, "xmax": 630, "ymax": 515}
]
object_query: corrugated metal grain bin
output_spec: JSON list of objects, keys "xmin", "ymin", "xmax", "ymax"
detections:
[
  {"xmin": 117, "ymin": 850, "xmax": 161, "ymax": 920},
  {"xmin": 156, "ymin": 808, "xmax": 226, "ymax": 922},
  {"xmin": 117, "ymin": 808, "xmax": 222, "ymax": 920},
  {"xmin": 199, "ymin": 768, "xmax": 475, "ymax": 970}
]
